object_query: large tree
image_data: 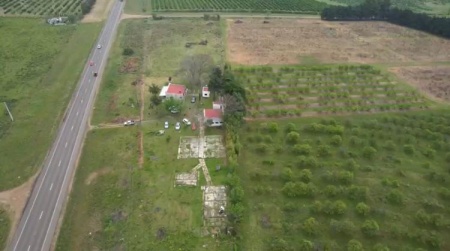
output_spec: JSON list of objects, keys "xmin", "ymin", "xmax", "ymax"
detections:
[
  {"xmin": 208, "ymin": 66, "xmax": 223, "ymax": 98},
  {"xmin": 179, "ymin": 54, "xmax": 213, "ymax": 88},
  {"xmin": 163, "ymin": 97, "xmax": 183, "ymax": 114}
]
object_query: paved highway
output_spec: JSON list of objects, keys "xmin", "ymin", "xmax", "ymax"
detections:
[{"xmin": 8, "ymin": 1, "xmax": 124, "ymax": 251}]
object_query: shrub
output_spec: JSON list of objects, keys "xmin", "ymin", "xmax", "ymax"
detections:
[
  {"xmin": 268, "ymin": 122, "xmax": 279, "ymax": 133},
  {"xmin": 281, "ymin": 182, "xmax": 316, "ymax": 198},
  {"xmin": 317, "ymin": 144, "xmax": 332, "ymax": 157},
  {"xmin": 299, "ymin": 169, "xmax": 312, "ymax": 182},
  {"xmin": 383, "ymin": 140, "xmax": 396, "ymax": 151},
  {"xmin": 373, "ymin": 243, "xmax": 390, "ymax": 251},
  {"xmin": 299, "ymin": 239, "xmax": 314, "ymax": 251},
  {"xmin": 415, "ymin": 209, "xmax": 430, "ymax": 225},
  {"xmin": 386, "ymin": 190, "xmax": 404, "ymax": 205},
  {"xmin": 445, "ymin": 152, "xmax": 450, "ymax": 163},
  {"xmin": 361, "ymin": 219, "xmax": 379, "ymax": 237},
  {"xmin": 297, "ymin": 156, "xmax": 320, "ymax": 169},
  {"xmin": 270, "ymin": 237, "xmax": 289, "ymax": 251},
  {"xmin": 302, "ymin": 217, "xmax": 319, "ymax": 236},
  {"xmin": 255, "ymin": 143, "xmax": 269, "ymax": 153},
  {"xmin": 403, "ymin": 144, "xmax": 415, "ymax": 155},
  {"xmin": 355, "ymin": 202, "xmax": 370, "ymax": 216},
  {"xmin": 230, "ymin": 187, "xmax": 244, "ymax": 203},
  {"xmin": 333, "ymin": 200, "xmax": 347, "ymax": 215},
  {"xmin": 330, "ymin": 219, "xmax": 356, "ymax": 236},
  {"xmin": 293, "ymin": 144, "xmax": 312, "ymax": 155},
  {"xmin": 337, "ymin": 170, "xmax": 354, "ymax": 185},
  {"xmin": 286, "ymin": 131, "xmax": 300, "ymax": 144},
  {"xmin": 285, "ymin": 123, "xmax": 297, "ymax": 133},
  {"xmin": 362, "ymin": 146, "xmax": 377, "ymax": 159},
  {"xmin": 281, "ymin": 168, "xmax": 294, "ymax": 182},
  {"xmin": 324, "ymin": 185, "xmax": 339, "ymax": 198},
  {"xmin": 331, "ymin": 135, "xmax": 343, "ymax": 146},
  {"xmin": 345, "ymin": 158, "xmax": 359, "ymax": 171},
  {"xmin": 422, "ymin": 147, "xmax": 436, "ymax": 159},
  {"xmin": 347, "ymin": 185, "xmax": 368, "ymax": 201},
  {"xmin": 122, "ymin": 48, "xmax": 134, "ymax": 56},
  {"xmin": 347, "ymin": 240, "xmax": 364, "ymax": 251},
  {"xmin": 263, "ymin": 135, "xmax": 273, "ymax": 143},
  {"xmin": 311, "ymin": 201, "xmax": 323, "ymax": 214}
]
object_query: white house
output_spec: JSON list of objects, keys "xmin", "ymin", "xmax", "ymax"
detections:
[
  {"xmin": 203, "ymin": 109, "xmax": 223, "ymax": 127},
  {"xmin": 159, "ymin": 83, "xmax": 186, "ymax": 100},
  {"xmin": 202, "ymin": 86, "xmax": 210, "ymax": 98}
]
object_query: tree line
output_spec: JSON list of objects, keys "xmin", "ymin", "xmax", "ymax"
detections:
[{"xmin": 321, "ymin": 0, "xmax": 450, "ymax": 39}]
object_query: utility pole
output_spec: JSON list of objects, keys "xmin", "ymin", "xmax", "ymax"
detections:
[{"xmin": 4, "ymin": 102, "xmax": 14, "ymax": 121}]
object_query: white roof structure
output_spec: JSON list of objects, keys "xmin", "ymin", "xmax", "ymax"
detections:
[{"xmin": 159, "ymin": 85, "xmax": 169, "ymax": 97}]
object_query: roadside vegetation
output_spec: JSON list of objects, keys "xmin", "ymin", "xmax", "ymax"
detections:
[
  {"xmin": 238, "ymin": 110, "xmax": 450, "ymax": 250},
  {"xmin": 0, "ymin": 207, "xmax": 10, "ymax": 251},
  {"xmin": 0, "ymin": 18, "xmax": 101, "ymax": 191}
]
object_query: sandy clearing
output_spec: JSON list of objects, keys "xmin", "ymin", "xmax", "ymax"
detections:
[{"xmin": 81, "ymin": 0, "xmax": 115, "ymax": 23}]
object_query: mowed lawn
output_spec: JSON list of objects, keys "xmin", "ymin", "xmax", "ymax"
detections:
[
  {"xmin": 0, "ymin": 18, "xmax": 102, "ymax": 191},
  {"xmin": 238, "ymin": 110, "xmax": 450, "ymax": 250},
  {"xmin": 56, "ymin": 123, "xmax": 233, "ymax": 250}
]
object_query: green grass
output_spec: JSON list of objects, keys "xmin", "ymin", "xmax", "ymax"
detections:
[
  {"xmin": 0, "ymin": 208, "xmax": 11, "ymax": 251},
  {"xmin": 125, "ymin": 0, "xmax": 327, "ymax": 14},
  {"xmin": 0, "ymin": 18, "xmax": 101, "ymax": 191},
  {"xmin": 56, "ymin": 124, "xmax": 233, "ymax": 250},
  {"xmin": 237, "ymin": 109, "xmax": 450, "ymax": 250},
  {"xmin": 0, "ymin": 0, "xmax": 82, "ymax": 16}
]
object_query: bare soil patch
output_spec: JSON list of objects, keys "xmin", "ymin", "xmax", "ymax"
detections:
[
  {"xmin": 81, "ymin": 0, "xmax": 115, "ymax": 23},
  {"xmin": 0, "ymin": 174, "xmax": 37, "ymax": 244},
  {"xmin": 121, "ymin": 14, "xmax": 151, "ymax": 20},
  {"xmin": 85, "ymin": 168, "xmax": 111, "ymax": 185},
  {"xmin": 390, "ymin": 66, "xmax": 450, "ymax": 102},
  {"xmin": 227, "ymin": 19, "xmax": 450, "ymax": 65},
  {"xmin": 120, "ymin": 57, "xmax": 140, "ymax": 73}
]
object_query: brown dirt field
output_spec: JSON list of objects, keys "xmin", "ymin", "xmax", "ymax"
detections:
[
  {"xmin": 0, "ymin": 174, "xmax": 37, "ymax": 245},
  {"xmin": 120, "ymin": 57, "xmax": 140, "ymax": 73},
  {"xmin": 390, "ymin": 66, "xmax": 450, "ymax": 102},
  {"xmin": 227, "ymin": 19, "xmax": 450, "ymax": 65},
  {"xmin": 81, "ymin": 0, "xmax": 115, "ymax": 23}
]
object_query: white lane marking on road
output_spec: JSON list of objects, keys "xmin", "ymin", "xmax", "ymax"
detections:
[
  {"xmin": 71, "ymin": 125, "xmax": 74, "ymax": 131},
  {"xmin": 39, "ymin": 211, "xmax": 43, "ymax": 220},
  {"xmin": 27, "ymin": 245, "xmax": 31, "ymax": 251},
  {"xmin": 49, "ymin": 183, "xmax": 53, "ymax": 191},
  {"xmin": 58, "ymin": 160, "xmax": 61, "ymax": 167},
  {"xmin": 88, "ymin": 78, "xmax": 91, "ymax": 83},
  {"xmin": 76, "ymin": 111, "xmax": 79, "ymax": 116},
  {"xmin": 81, "ymin": 99, "xmax": 84, "ymax": 104},
  {"xmin": 65, "ymin": 142, "xmax": 68, "ymax": 148}
]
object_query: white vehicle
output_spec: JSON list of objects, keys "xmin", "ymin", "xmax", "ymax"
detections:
[
  {"xmin": 164, "ymin": 121, "xmax": 169, "ymax": 129},
  {"xmin": 97, "ymin": 44, "xmax": 102, "ymax": 49},
  {"xmin": 124, "ymin": 120, "xmax": 135, "ymax": 126},
  {"xmin": 175, "ymin": 122, "xmax": 181, "ymax": 130},
  {"xmin": 182, "ymin": 118, "xmax": 191, "ymax": 125}
]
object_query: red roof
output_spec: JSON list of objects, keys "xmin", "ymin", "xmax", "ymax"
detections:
[
  {"xmin": 203, "ymin": 86, "xmax": 209, "ymax": 92},
  {"xmin": 167, "ymin": 83, "xmax": 186, "ymax": 95},
  {"xmin": 204, "ymin": 109, "xmax": 222, "ymax": 119}
]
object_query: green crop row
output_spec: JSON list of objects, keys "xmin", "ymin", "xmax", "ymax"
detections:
[{"xmin": 0, "ymin": 0, "xmax": 81, "ymax": 16}]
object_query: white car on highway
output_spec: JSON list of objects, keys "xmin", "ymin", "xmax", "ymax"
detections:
[{"xmin": 97, "ymin": 44, "xmax": 102, "ymax": 49}]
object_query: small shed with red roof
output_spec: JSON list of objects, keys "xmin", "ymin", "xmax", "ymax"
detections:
[{"xmin": 203, "ymin": 108, "xmax": 223, "ymax": 127}]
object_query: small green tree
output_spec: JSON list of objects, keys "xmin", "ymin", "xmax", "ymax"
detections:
[
  {"xmin": 362, "ymin": 146, "xmax": 377, "ymax": 159},
  {"xmin": 285, "ymin": 123, "xmax": 297, "ymax": 133},
  {"xmin": 355, "ymin": 202, "xmax": 370, "ymax": 216},
  {"xmin": 317, "ymin": 144, "xmax": 332, "ymax": 157},
  {"xmin": 347, "ymin": 239, "xmax": 363, "ymax": 251},
  {"xmin": 302, "ymin": 217, "xmax": 319, "ymax": 236},
  {"xmin": 163, "ymin": 97, "xmax": 183, "ymax": 113},
  {"xmin": 286, "ymin": 131, "xmax": 300, "ymax": 144},
  {"xmin": 150, "ymin": 95, "xmax": 162, "ymax": 107},
  {"xmin": 403, "ymin": 144, "xmax": 415, "ymax": 155},
  {"xmin": 122, "ymin": 48, "xmax": 134, "ymax": 56},
  {"xmin": 331, "ymin": 135, "xmax": 343, "ymax": 146},
  {"xmin": 148, "ymin": 83, "xmax": 161, "ymax": 95},
  {"xmin": 299, "ymin": 169, "xmax": 312, "ymax": 182},
  {"xmin": 361, "ymin": 219, "xmax": 380, "ymax": 237},
  {"xmin": 281, "ymin": 168, "xmax": 294, "ymax": 181},
  {"xmin": 293, "ymin": 144, "xmax": 312, "ymax": 155},
  {"xmin": 325, "ymin": 185, "xmax": 339, "ymax": 197},
  {"xmin": 373, "ymin": 243, "xmax": 390, "ymax": 251},
  {"xmin": 387, "ymin": 190, "xmax": 404, "ymax": 205},
  {"xmin": 333, "ymin": 200, "xmax": 347, "ymax": 215}
]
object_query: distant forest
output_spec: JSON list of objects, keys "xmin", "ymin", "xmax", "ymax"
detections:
[{"xmin": 321, "ymin": 0, "xmax": 450, "ymax": 38}]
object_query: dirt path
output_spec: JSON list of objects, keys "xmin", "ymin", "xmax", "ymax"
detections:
[
  {"xmin": 0, "ymin": 174, "xmax": 37, "ymax": 246},
  {"xmin": 81, "ymin": 0, "xmax": 115, "ymax": 23}
]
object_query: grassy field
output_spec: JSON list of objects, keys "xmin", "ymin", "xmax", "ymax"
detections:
[
  {"xmin": 0, "ymin": 207, "xmax": 10, "ymax": 251},
  {"xmin": 56, "ymin": 123, "xmax": 233, "ymax": 250},
  {"xmin": 237, "ymin": 110, "xmax": 450, "ymax": 250},
  {"xmin": 92, "ymin": 18, "xmax": 225, "ymax": 124},
  {"xmin": 237, "ymin": 65, "xmax": 431, "ymax": 119},
  {"xmin": 0, "ymin": 0, "xmax": 81, "ymax": 16},
  {"xmin": 0, "ymin": 18, "xmax": 101, "ymax": 191}
]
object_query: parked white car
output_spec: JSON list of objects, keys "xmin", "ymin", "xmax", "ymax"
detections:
[
  {"xmin": 175, "ymin": 122, "xmax": 181, "ymax": 130},
  {"xmin": 164, "ymin": 121, "xmax": 169, "ymax": 129},
  {"xmin": 124, "ymin": 120, "xmax": 135, "ymax": 126},
  {"xmin": 182, "ymin": 118, "xmax": 191, "ymax": 125}
]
